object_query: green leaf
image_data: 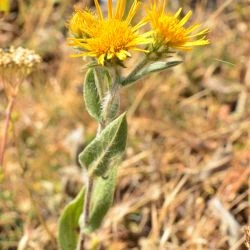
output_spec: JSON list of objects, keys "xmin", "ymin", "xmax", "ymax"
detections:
[
  {"xmin": 140, "ymin": 61, "xmax": 182, "ymax": 75},
  {"xmin": 84, "ymin": 165, "xmax": 118, "ymax": 233},
  {"xmin": 58, "ymin": 188, "xmax": 85, "ymax": 250},
  {"xmin": 84, "ymin": 69, "xmax": 102, "ymax": 121},
  {"xmin": 79, "ymin": 113, "xmax": 127, "ymax": 177},
  {"xmin": 122, "ymin": 60, "xmax": 182, "ymax": 86}
]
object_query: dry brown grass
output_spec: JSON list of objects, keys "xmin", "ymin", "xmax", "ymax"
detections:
[{"xmin": 0, "ymin": 0, "xmax": 249, "ymax": 249}]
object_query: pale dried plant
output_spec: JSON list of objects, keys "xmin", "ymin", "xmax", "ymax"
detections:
[{"xmin": 0, "ymin": 46, "xmax": 41, "ymax": 167}]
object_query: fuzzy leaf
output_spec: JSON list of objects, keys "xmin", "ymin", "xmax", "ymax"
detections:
[
  {"xmin": 122, "ymin": 61, "xmax": 182, "ymax": 86},
  {"xmin": 140, "ymin": 61, "xmax": 182, "ymax": 75},
  {"xmin": 58, "ymin": 188, "xmax": 85, "ymax": 250},
  {"xmin": 84, "ymin": 69, "xmax": 102, "ymax": 121},
  {"xmin": 79, "ymin": 113, "xmax": 127, "ymax": 177},
  {"xmin": 84, "ymin": 165, "xmax": 118, "ymax": 233}
]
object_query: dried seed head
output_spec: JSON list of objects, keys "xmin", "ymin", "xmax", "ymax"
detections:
[
  {"xmin": 0, "ymin": 47, "xmax": 41, "ymax": 99},
  {"xmin": 0, "ymin": 46, "xmax": 41, "ymax": 74}
]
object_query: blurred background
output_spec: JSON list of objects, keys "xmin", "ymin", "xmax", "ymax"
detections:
[{"xmin": 0, "ymin": 0, "xmax": 250, "ymax": 249}]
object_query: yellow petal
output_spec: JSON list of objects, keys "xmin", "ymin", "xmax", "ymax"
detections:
[
  {"xmin": 126, "ymin": 0, "xmax": 140, "ymax": 24},
  {"xmin": 116, "ymin": 51, "xmax": 127, "ymax": 60},
  {"xmin": 98, "ymin": 54, "xmax": 105, "ymax": 65},
  {"xmin": 108, "ymin": 0, "xmax": 113, "ymax": 19},
  {"xmin": 174, "ymin": 8, "xmax": 182, "ymax": 18},
  {"xmin": 179, "ymin": 10, "xmax": 192, "ymax": 27},
  {"xmin": 94, "ymin": 0, "xmax": 103, "ymax": 19},
  {"xmin": 115, "ymin": 0, "xmax": 126, "ymax": 19}
]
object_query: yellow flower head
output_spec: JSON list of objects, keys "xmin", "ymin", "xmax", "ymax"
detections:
[
  {"xmin": 68, "ymin": 0, "xmax": 151, "ymax": 65},
  {"xmin": 146, "ymin": 0, "xmax": 209, "ymax": 50}
]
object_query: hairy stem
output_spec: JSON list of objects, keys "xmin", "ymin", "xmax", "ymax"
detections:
[
  {"xmin": 120, "ymin": 56, "xmax": 149, "ymax": 86},
  {"xmin": 78, "ymin": 70, "xmax": 120, "ymax": 250},
  {"xmin": 102, "ymin": 82, "xmax": 120, "ymax": 126},
  {"xmin": 83, "ymin": 177, "xmax": 93, "ymax": 226},
  {"xmin": 94, "ymin": 68, "xmax": 105, "ymax": 99},
  {"xmin": 77, "ymin": 177, "xmax": 94, "ymax": 250}
]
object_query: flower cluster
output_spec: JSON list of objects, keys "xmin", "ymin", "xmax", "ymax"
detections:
[
  {"xmin": 68, "ymin": 0, "xmax": 209, "ymax": 65},
  {"xmin": 0, "ymin": 47, "xmax": 41, "ymax": 99},
  {"xmin": 0, "ymin": 47, "xmax": 41, "ymax": 74}
]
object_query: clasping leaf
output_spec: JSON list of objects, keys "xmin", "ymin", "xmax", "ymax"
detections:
[
  {"xmin": 79, "ymin": 113, "xmax": 127, "ymax": 177},
  {"xmin": 84, "ymin": 164, "xmax": 118, "ymax": 233}
]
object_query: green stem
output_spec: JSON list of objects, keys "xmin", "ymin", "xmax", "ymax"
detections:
[
  {"xmin": 102, "ymin": 82, "xmax": 120, "ymax": 126},
  {"xmin": 120, "ymin": 45, "xmax": 169, "ymax": 86},
  {"xmin": 77, "ymin": 69, "xmax": 120, "ymax": 250},
  {"xmin": 120, "ymin": 56, "xmax": 149, "ymax": 86},
  {"xmin": 94, "ymin": 68, "xmax": 104, "ymax": 99},
  {"xmin": 83, "ymin": 178, "xmax": 93, "ymax": 226}
]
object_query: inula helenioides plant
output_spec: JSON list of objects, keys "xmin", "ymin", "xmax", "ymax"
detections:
[{"xmin": 58, "ymin": 1, "xmax": 209, "ymax": 249}]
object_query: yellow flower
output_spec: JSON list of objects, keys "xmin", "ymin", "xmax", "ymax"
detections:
[
  {"xmin": 146, "ymin": 0, "xmax": 209, "ymax": 50},
  {"xmin": 68, "ymin": 0, "xmax": 151, "ymax": 65}
]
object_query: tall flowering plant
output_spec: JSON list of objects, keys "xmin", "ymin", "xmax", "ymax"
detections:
[{"xmin": 58, "ymin": 1, "xmax": 209, "ymax": 249}]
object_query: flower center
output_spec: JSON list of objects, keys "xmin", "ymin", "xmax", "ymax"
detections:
[{"xmin": 87, "ymin": 19, "xmax": 135, "ymax": 57}]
